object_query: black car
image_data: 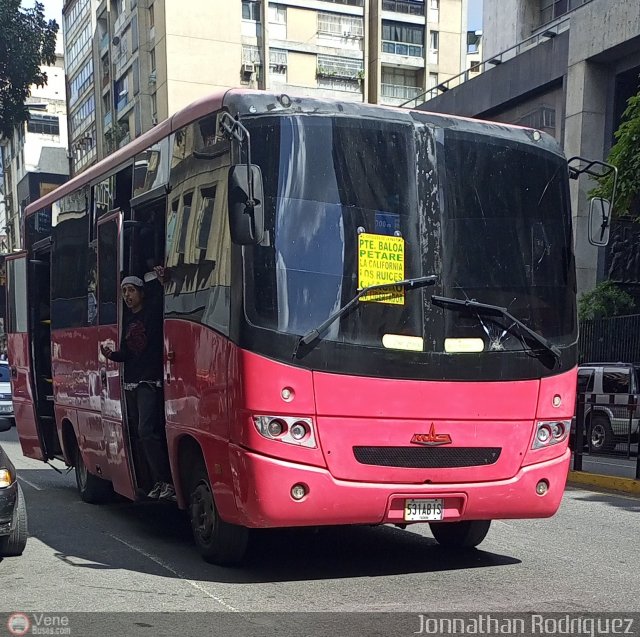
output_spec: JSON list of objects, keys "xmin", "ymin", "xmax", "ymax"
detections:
[{"xmin": 0, "ymin": 421, "xmax": 27, "ymax": 557}]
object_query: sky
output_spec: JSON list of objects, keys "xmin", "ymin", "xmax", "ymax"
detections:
[{"xmin": 468, "ymin": 0, "xmax": 483, "ymax": 31}]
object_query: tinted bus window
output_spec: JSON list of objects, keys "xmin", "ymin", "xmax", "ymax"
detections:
[
  {"xmin": 51, "ymin": 190, "xmax": 89, "ymax": 329},
  {"xmin": 7, "ymin": 258, "xmax": 28, "ymax": 333},
  {"xmin": 98, "ymin": 220, "xmax": 119, "ymax": 325}
]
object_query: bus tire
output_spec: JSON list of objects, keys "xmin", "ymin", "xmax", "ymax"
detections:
[
  {"xmin": 429, "ymin": 520, "xmax": 491, "ymax": 548},
  {"xmin": 588, "ymin": 414, "xmax": 614, "ymax": 453},
  {"xmin": 74, "ymin": 446, "xmax": 113, "ymax": 504},
  {"xmin": 0, "ymin": 484, "xmax": 28, "ymax": 557},
  {"xmin": 188, "ymin": 465, "xmax": 248, "ymax": 566}
]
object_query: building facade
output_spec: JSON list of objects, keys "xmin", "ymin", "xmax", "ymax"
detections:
[
  {"xmin": 412, "ymin": 0, "xmax": 640, "ymax": 296},
  {"xmin": 0, "ymin": 53, "xmax": 69, "ymax": 252},
  {"xmin": 62, "ymin": 0, "xmax": 471, "ymax": 175}
]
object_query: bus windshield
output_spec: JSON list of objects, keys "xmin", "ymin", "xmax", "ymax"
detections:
[{"xmin": 243, "ymin": 114, "xmax": 575, "ymax": 362}]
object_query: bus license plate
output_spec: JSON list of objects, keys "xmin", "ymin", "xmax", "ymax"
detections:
[{"xmin": 404, "ymin": 498, "xmax": 444, "ymax": 521}]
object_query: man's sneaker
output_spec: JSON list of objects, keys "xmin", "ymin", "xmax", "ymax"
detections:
[
  {"xmin": 158, "ymin": 483, "xmax": 176, "ymax": 502},
  {"xmin": 147, "ymin": 482, "xmax": 163, "ymax": 499}
]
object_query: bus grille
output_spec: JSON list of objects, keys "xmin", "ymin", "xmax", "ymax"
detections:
[{"xmin": 353, "ymin": 446, "xmax": 501, "ymax": 468}]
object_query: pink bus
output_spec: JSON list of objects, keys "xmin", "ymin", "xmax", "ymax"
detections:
[{"xmin": 6, "ymin": 90, "xmax": 608, "ymax": 564}]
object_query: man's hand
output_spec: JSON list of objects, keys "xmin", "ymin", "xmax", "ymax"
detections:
[
  {"xmin": 100, "ymin": 344, "xmax": 113, "ymax": 359},
  {"xmin": 154, "ymin": 265, "xmax": 169, "ymax": 284}
]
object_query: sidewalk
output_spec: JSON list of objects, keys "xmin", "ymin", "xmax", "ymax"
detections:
[{"xmin": 567, "ymin": 452, "xmax": 640, "ymax": 495}]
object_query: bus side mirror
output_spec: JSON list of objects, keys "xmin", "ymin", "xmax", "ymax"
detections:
[
  {"xmin": 588, "ymin": 197, "xmax": 611, "ymax": 247},
  {"xmin": 228, "ymin": 164, "xmax": 265, "ymax": 245}
]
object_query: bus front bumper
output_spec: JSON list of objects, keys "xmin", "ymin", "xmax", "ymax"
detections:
[{"xmin": 228, "ymin": 446, "xmax": 571, "ymax": 528}]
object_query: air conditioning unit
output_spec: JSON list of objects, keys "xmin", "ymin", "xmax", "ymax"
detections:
[
  {"xmin": 241, "ymin": 63, "xmax": 255, "ymax": 75},
  {"xmin": 151, "ymin": 116, "xmax": 158, "ymax": 125}
]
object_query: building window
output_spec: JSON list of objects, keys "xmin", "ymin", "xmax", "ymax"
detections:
[
  {"xmin": 64, "ymin": 0, "xmax": 90, "ymax": 34},
  {"xmin": 69, "ymin": 59, "xmax": 94, "ymax": 106},
  {"xmin": 430, "ymin": 30, "xmax": 439, "ymax": 51},
  {"xmin": 269, "ymin": 48, "xmax": 288, "ymax": 78},
  {"xmin": 517, "ymin": 106, "xmax": 556, "ymax": 131},
  {"xmin": 382, "ymin": 20, "xmax": 424, "ymax": 57},
  {"xmin": 467, "ymin": 31, "xmax": 481, "ymax": 54},
  {"xmin": 381, "ymin": 68, "xmax": 420, "ymax": 100},
  {"xmin": 242, "ymin": 1, "xmax": 260, "ymax": 21},
  {"xmin": 70, "ymin": 94, "xmax": 95, "ymax": 131},
  {"xmin": 540, "ymin": 0, "xmax": 590, "ymax": 25},
  {"xmin": 27, "ymin": 113, "xmax": 60, "ymax": 136},
  {"xmin": 318, "ymin": 12, "xmax": 364, "ymax": 37},
  {"xmin": 430, "ymin": 0, "xmax": 438, "ymax": 8},
  {"xmin": 469, "ymin": 61, "xmax": 480, "ymax": 73},
  {"xmin": 428, "ymin": 72, "xmax": 438, "ymax": 88},
  {"xmin": 321, "ymin": 0, "xmax": 363, "ymax": 5},
  {"xmin": 317, "ymin": 54, "xmax": 363, "ymax": 79},
  {"xmin": 149, "ymin": 1, "xmax": 154, "ymax": 27},
  {"xmin": 269, "ymin": 3, "xmax": 285, "ymax": 24}
]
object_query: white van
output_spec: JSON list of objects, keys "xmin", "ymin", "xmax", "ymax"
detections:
[
  {"xmin": 0, "ymin": 362, "xmax": 14, "ymax": 426},
  {"xmin": 576, "ymin": 362, "xmax": 640, "ymax": 452}
]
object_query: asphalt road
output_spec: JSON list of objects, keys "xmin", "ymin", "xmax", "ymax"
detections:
[{"xmin": 2, "ymin": 426, "xmax": 640, "ymax": 633}]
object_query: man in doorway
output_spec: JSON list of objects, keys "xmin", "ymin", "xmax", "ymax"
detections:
[{"xmin": 100, "ymin": 275, "xmax": 175, "ymax": 501}]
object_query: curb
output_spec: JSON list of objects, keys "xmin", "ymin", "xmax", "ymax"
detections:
[{"xmin": 567, "ymin": 471, "xmax": 640, "ymax": 495}]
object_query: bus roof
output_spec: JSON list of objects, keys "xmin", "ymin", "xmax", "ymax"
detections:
[{"xmin": 25, "ymin": 88, "xmax": 562, "ymax": 217}]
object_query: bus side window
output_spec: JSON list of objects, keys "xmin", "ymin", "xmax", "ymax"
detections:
[{"xmin": 166, "ymin": 198, "xmax": 179, "ymax": 264}]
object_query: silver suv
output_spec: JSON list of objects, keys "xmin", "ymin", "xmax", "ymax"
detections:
[{"xmin": 576, "ymin": 362, "xmax": 640, "ymax": 452}]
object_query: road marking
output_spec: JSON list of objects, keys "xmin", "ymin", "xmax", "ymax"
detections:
[
  {"xmin": 17, "ymin": 475, "xmax": 43, "ymax": 491},
  {"xmin": 106, "ymin": 533, "xmax": 238, "ymax": 611}
]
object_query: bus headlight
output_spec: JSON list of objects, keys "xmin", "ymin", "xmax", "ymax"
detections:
[
  {"xmin": 253, "ymin": 416, "xmax": 317, "ymax": 448},
  {"xmin": 532, "ymin": 420, "xmax": 571, "ymax": 449}
]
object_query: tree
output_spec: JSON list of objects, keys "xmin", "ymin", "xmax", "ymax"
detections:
[
  {"xmin": 0, "ymin": 0, "xmax": 58, "ymax": 139},
  {"xmin": 578, "ymin": 280, "xmax": 635, "ymax": 321},
  {"xmin": 591, "ymin": 86, "xmax": 640, "ymax": 218}
]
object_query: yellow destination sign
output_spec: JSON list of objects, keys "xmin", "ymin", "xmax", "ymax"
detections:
[{"xmin": 358, "ymin": 233, "xmax": 405, "ymax": 305}]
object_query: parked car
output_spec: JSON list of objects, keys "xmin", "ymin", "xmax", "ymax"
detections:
[
  {"xmin": 574, "ymin": 362, "xmax": 640, "ymax": 453},
  {"xmin": 0, "ymin": 426, "xmax": 27, "ymax": 557},
  {"xmin": 0, "ymin": 361, "xmax": 14, "ymax": 427}
]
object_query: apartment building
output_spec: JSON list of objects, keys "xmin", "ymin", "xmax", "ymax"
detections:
[
  {"xmin": 62, "ymin": 0, "xmax": 470, "ymax": 175},
  {"xmin": 413, "ymin": 0, "xmax": 640, "ymax": 296},
  {"xmin": 0, "ymin": 53, "xmax": 69, "ymax": 251}
]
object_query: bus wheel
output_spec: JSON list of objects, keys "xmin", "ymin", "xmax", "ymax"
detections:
[
  {"xmin": 589, "ymin": 414, "xmax": 614, "ymax": 453},
  {"xmin": 429, "ymin": 520, "xmax": 491, "ymax": 548},
  {"xmin": 74, "ymin": 447, "xmax": 112, "ymax": 504},
  {"xmin": 0, "ymin": 484, "xmax": 28, "ymax": 557},
  {"xmin": 188, "ymin": 466, "xmax": 248, "ymax": 566}
]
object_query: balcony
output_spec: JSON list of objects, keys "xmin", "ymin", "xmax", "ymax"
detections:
[
  {"xmin": 381, "ymin": 83, "xmax": 422, "ymax": 100},
  {"xmin": 382, "ymin": 0, "xmax": 424, "ymax": 16},
  {"xmin": 382, "ymin": 40, "xmax": 424, "ymax": 57},
  {"xmin": 103, "ymin": 111, "xmax": 113, "ymax": 129}
]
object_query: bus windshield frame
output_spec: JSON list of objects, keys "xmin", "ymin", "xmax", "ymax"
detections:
[{"xmin": 238, "ymin": 113, "xmax": 576, "ymax": 381}]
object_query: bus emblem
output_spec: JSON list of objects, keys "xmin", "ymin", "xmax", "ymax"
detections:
[{"xmin": 411, "ymin": 424, "xmax": 452, "ymax": 446}]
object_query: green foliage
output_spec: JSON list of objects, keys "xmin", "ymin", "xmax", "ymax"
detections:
[
  {"xmin": 591, "ymin": 88, "xmax": 640, "ymax": 218},
  {"xmin": 0, "ymin": 0, "xmax": 58, "ymax": 139},
  {"xmin": 578, "ymin": 280, "xmax": 635, "ymax": 321}
]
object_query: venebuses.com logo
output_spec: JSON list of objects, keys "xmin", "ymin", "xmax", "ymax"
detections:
[{"xmin": 7, "ymin": 613, "xmax": 30, "ymax": 636}]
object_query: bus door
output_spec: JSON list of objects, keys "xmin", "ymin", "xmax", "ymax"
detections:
[
  {"xmin": 5, "ymin": 252, "xmax": 52, "ymax": 460},
  {"xmin": 97, "ymin": 212, "xmax": 136, "ymax": 500}
]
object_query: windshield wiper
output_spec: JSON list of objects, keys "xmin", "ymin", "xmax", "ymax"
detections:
[
  {"xmin": 293, "ymin": 275, "xmax": 438, "ymax": 358},
  {"xmin": 431, "ymin": 295, "xmax": 561, "ymax": 362}
]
